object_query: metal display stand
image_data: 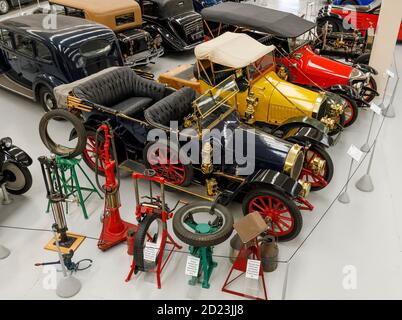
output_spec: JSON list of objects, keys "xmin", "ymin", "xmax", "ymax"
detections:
[
  {"xmin": 338, "ymin": 158, "xmax": 354, "ymax": 204},
  {"xmin": 355, "ymin": 141, "xmax": 376, "ymax": 192},
  {"xmin": 0, "ymin": 244, "xmax": 11, "ymax": 259},
  {"xmin": 1, "ymin": 183, "xmax": 12, "ymax": 205},
  {"xmin": 383, "ymin": 76, "xmax": 399, "ymax": 118}
]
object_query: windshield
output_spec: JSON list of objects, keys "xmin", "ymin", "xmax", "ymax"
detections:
[
  {"xmin": 249, "ymin": 53, "xmax": 275, "ymax": 81},
  {"xmin": 288, "ymin": 33, "xmax": 311, "ymax": 52},
  {"xmin": 193, "ymin": 76, "xmax": 239, "ymax": 129}
]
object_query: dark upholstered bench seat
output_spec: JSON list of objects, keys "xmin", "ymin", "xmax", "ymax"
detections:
[{"xmin": 72, "ymin": 67, "xmax": 167, "ymax": 117}]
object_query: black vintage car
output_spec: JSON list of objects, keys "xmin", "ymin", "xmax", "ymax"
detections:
[
  {"xmin": 0, "ymin": 0, "xmax": 35, "ymax": 15},
  {"xmin": 139, "ymin": 0, "xmax": 205, "ymax": 51},
  {"xmin": 0, "ymin": 14, "xmax": 123, "ymax": 112},
  {"xmin": 41, "ymin": 67, "xmax": 316, "ymax": 241}
]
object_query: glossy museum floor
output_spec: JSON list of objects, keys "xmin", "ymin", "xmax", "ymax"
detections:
[{"xmin": 1, "ymin": 0, "xmax": 402, "ymax": 300}]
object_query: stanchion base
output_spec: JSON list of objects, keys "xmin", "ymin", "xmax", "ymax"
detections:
[
  {"xmin": 0, "ymin": 244, "xmax": 11, "ymax": 259},
  {"xmin": 56, "ymin": 275, "xmax": 81, "ymax": 298},
  {"xmin": 1, "ymin": 197, "xmax": 12, "ymax": 205},
  {"xmin": 355, "ymin": 174, "xmax": 374, "ymax": 193},
  {"xmin": 338, "ymin": 191, "xmax": 351, "ymax": 204},
  {"xmin": 383, "ymin": 105, "xmax": 396, "ymax": 118},
  {"xmin": 360, "ymin": 143, "xmax": 370, "ymax": 153}
]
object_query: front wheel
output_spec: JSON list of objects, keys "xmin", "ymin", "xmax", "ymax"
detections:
[
  {"xmin": 341, "ymin": 95, "xmax": 359, "ymax": 128},
  {"xmin": 299, "ymin": 145, "xmax": 334, "ymax": 192},
  {"xmin": 2, "ymin": 162, "xmax": 32, "ymax": 195},
  {"xmin": 362, "ymin": 77, "xmax": 377, "ymax": 103},
  {"xmin": 39, "ymin": 86, "xmax": 58, "ymax": 113},
  {"xmin": 243, "ymin": 188, "xmax": 302, "ymax": 242},
  {"xmin": 0, "ymin": 0, "xmax": 10, "ymax": 14}
]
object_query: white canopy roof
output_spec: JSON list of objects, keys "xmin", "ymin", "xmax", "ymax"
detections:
[{"xmin": 194, "ymin": 32, "xmax": 276, "ymax": 69}]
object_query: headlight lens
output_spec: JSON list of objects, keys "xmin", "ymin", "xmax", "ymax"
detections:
[
  {"xmin": 1, "ymin": 137, "xmax": 12, "ymax": 148},
  {"xmin": 283, "ymin": 144, "xmax": 304, "ymax": 180}
]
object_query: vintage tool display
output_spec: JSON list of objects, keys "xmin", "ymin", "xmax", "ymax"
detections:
[
  {"xmin": 45, "ymin": 156, "xmax": 102, "ymax": 220},
  {"xmin": 94, "ymin": 124, "xmax": 137, "ymax": 251},
  {"xmin": 173, "ymin": 201, "xmax": 234, "ymax": 289},
  {"xmin": 38, "ymin": 156, "xmax": 85, "ymax": 254},
  {"xmin": 222, "ymin": 212, "xmax": 269, "ymax": 300},
  {"xmin": 126, "ymin": 170, "xmax": 182, "ymax": 289}
]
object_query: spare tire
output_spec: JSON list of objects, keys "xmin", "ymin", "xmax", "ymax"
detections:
[
  {"xmin": 173, "ymin": 202, "xmax": 234, "ymax": 247},
  {"xmin": 39, "ymin": 109, "xmax": 86, "ymax": 159}
]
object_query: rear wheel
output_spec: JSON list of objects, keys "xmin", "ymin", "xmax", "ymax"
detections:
[
  {"xmin": 355, "ymin": 53, "xmax": 371, "ymax": 66},
  {"xmin": 243, "ymin": 188, "xmax": 302, "ymax": 242},
  {"xmin": 2, "ymin": 162, "xmax": 32, "ymax": 195},
  {"xmin": 362, "ymin": 77, "xmax": 377, "ymax": 103},
  {"xmin": 299, "ymin": 145, "xmax": 334, "ymax": 192},
  {"xmin": 82, "ymin": 130, "xmax": 109, "ymax": 176},
  {"xmin": 144, "ymin": 141, "xmax": 193, "ymax": 187},
  {"xmin": 39, "ymin": 86, "xmax": 58, "ymax": 113},
  {"xmin": 0, "ymin": 1, "xmax": 10, "ymax": 14}
]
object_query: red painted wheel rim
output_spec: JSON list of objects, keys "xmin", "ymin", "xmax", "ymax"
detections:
[
  {"xmin": 83, "ymin": 135, "xmax": 106, "ymax": 173},
  {"xmin": 148, "ymin": 146, "xmax": 186, "ymax": 185},
  {"xmin": 299, "ymin": 149, "xmax": 328, "ymax": 188},
  {"xmin": 363, "ymin": 79, "xmax": 375, "ymax": 102},
  {"xmin": 343, "ymin": 99, "xmax": 355, "ymax": 126},
  {"xmin": 248, "ymin": 196, "xmax": 294, "ymax": 237}
]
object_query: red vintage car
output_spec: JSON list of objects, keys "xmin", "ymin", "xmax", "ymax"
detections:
[
  {"xmin": 317, "ymin": 0, "xmax": 402, "ymax": 41},
  {"xmin": 200, "ymin": 2, "xmax": 379, "ymax": 127}
]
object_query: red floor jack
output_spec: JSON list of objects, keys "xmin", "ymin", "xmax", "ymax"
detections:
[
  {"xmin": 126, "ymin": 170, "xmax": 182, "ymax": 289},
  {"xmin": 95, "ymin": 124, "xmax": 137, "ymax": 251}
]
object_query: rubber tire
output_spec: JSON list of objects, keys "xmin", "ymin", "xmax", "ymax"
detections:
[
  {"xmin": 39, "ymin": 109, "xmax": 87, "ymax": 158},
  {"xmin": 173, "ymin": 202, "xmax": 234, "ymax": 247},
  {"xmin": 308, "ymin": 145, "xmax": 334, "ymax": 192},
  {"xmin": 355, "ymin": 53, "xmax": 371, "ymax": 66},
  {"xmin": 143, "ymin": 141, "xmax": 193, "ymax": 187},
  {"xmin": 133, "ymin": 213, "xmax": 163, "ymax": 272},
  {"xmin": 0, "ymin": 1, "xmax": 10, "ymax": 14},
  {"xmin": 39, "ymin": 86, "xmax": 58, "ymax": 113},
  {"xmin": 341, "ymin": 95, "xmax": 359, "ymax": 128},
  {"xmin": 2, "ymin": 163, "xmax": 32, "ymax": 195},
  {"xmin": 242, "ymin": 188, "xmax": 302, "ymax": 242},
  {"xmin": 363, "ymin": 76, "xmax": 377, "ymax": 103}
]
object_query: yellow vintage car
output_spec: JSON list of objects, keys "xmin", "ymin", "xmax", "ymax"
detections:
[{"xmin": 159, "ymin": 32, "xmax": 346, "ymax": 135}]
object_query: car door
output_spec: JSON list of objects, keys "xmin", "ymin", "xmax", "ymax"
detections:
[
  {"xmin": 13, "ymin": 33, "xmax": 38, "ymax": 87},
  {"xmin": 0, "ymin": 28, "xmax": 21, "ymax": 81}
]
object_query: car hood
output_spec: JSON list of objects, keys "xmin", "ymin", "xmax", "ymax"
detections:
[{"xmin": 294, "ymin": 46, "xmax": 352, "ymax": 85}]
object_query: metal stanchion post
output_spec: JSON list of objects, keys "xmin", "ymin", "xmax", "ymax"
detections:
[
  {"xmin": 1, "ymin": 183, "xmax": 12, "ymax": 205},
  {"xmin": 0, "ymin": 244, "xmax": 11, "ymax": 259},
  {"xmin": 355, "ymin": 141, "xmax": 377, "ymax": 193},
  {"xmin": 383, "ymin": 76, "xmax": 399, "ymax": 118},
  {"xmin": 281, "ymin": 262, "xmax": 290, "ymax": 300},
  {"xmin": 53, "ymin": 225, "xmax": 81, "ymax": 298},
  {"xmin": 360, "ymin": 112, "xmax": 375, "ymax": 153},
  {"xmin": 338, "ymin": 158, "xmax": 354, "ymax": 204}
]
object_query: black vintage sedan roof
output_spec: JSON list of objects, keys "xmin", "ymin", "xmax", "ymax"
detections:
[
  {"xmin": 201, "ymin": 2, "xmax": 316, "ymax": 38},
  {"xmin": 0, "ymin": 14, "xmax": 115, "ymax": 48}
]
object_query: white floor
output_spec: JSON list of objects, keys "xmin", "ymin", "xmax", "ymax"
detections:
[{"xmin": 1, "ymin": 0, "xmax": 402, "ymax": 300}]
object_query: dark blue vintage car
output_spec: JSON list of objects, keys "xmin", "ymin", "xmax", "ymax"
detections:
[
  {"xmin": 0, "ymin": 14, "xmax": 123, "ymax": 112},
  {"xmin": 40, "ymin": 67, "xmax": 321, "ymax": 242}
]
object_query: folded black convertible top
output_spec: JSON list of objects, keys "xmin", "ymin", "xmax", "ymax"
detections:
[{"xmin": 201, "ymin": 2, "xmax": 316, "ymax": 38}]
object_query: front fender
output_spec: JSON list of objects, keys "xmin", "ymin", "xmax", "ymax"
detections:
[
  {"xmin": 354, "ymin": 64, "xmax": 378, "ymax": 75},
  {"xmin": 33, "ymin": 74, "xmax": 65, "ymax": 102},
  {"xmin": 284, "ymin": 127, "xmax": 333, "ymax": 148},
  {"xmin": 244, "ymin": 169, "xmax": 303, "ymax": 198},
  {"xmin": 274, "ymin": 116, "xmax": 329, "ymax": 135},
  {"xmin": 3, "ymin": 145, "xmax": 32, "ymax": 167}
]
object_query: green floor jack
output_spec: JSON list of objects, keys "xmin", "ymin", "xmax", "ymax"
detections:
[
  {"xmin": 46, "ymin": 156, "xmax": 102, "ymax": 219},
  {"xmin": 188, "ymin": 225, "xmax": 218, "ymax": 289}
]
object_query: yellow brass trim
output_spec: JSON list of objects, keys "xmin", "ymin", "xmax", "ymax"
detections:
[
  {"xmin": 213, "ymin": 172, "xmax": 245, "ymax": 182},
  {"xmin": 309, "ymin": 156, "xmax": 326, "ymax": 175},
  {"xmin": 298, "ymin": 180, "xmax": 311, "ymax": 198},
  {"xmin": 313, "ymin": 93, "xmax": 325, "ymax": 115},
  {"xmin": 284, "ymin": 144, "xmax": 303, "ymax": 178},
  {"xmin": 206, "ymin": 178, "xmax": 218, "ymax": 196}
]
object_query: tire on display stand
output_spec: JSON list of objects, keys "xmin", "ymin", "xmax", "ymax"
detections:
[
  {"xmin": 243, "ymin": 188, "xmax": 302, "ymax": 242},
  {"xmin": 39, "ymin": 109, "xmax": 87, "ymax": 159},
  {"xmin": 173, "ymin": 202, "xmax": 234, "ymax": 247}
]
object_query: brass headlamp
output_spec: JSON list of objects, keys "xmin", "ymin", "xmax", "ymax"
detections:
[
  {"xmin": 320, "ymin": 116, "xmax": 336, "ymax": 130},
  {"xmin": 201, "ymin": 142, "xmax": 213, "ymax": 174},
  {"xmin": 245, "ymin": 92, "xmax": 258, "ymax": 124}
]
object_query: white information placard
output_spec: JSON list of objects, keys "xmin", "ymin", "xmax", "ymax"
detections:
[
  {"xmin": 370, "ymin": 103, "xmax": 383, "ymax": 116},
  {"xmin": 246, "ymin": 259, "xmax": 261, "ymax": 280},
  {"xmin": 185, "ymin": 255, "xmax": 200, "ymax": 277},
  {"xmin": 386, "ymin": 70, "xmax": 395, "ymax": 79},
  {"xmin": 347, "ymin": 145, "xmax": 364, "ymax": 163},
  {"xmin": 143, "ymin": 242, "xmax": 159, "ymax": 262}
]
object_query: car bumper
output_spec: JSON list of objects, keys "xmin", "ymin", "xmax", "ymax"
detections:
[{"xmin": 124, "ymin": 48, "xmax": 164, "ymax": 67}]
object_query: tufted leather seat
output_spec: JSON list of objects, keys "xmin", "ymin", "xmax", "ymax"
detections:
[
  {"xmin": 144, "ymin": 87, "xmax": 196, "ymax": 130},
  {"xmin": 73, "ymin": 67, "xmax": 167, "ymax": 117}
]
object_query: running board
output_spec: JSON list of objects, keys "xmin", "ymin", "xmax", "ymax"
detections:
[
  {"xmin": 119, "ymin": 159, "xmax": 217, "ymax": 202},
  {"xmin": 0, "ymin": 73, "xmax": 34, "ymax": 100}
]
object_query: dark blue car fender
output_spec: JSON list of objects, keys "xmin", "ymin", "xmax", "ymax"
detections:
[
  {"xmin": 274, "ymin": 116, "xmax": 329, "ymax": 135},
  {"xmin": 33, "ymin": 74, "xmax": 65, "ymax": 102},
  {"xmin": 283, "ymin": 127, "xmax": 333, "ymax": 149}
]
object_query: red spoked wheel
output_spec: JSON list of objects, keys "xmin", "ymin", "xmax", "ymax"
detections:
[
  {"xmin": 362, "ymin": 77, "xmax": 378, "ymax": 103},
  {"xmin": 243, "ymin": 189, "xmax": 302, "ymax": 242},
  {"xmin": 341, "ymin": 95, "xmax": 359, "ymax": 128},
  {"xmin": 144, "ymin": 142, "xmax": 193, "ymax": 187},
  {"xmin": 82, "ymin": 131, "xmax": 107, "ymax": 176},
  {"xmin": 299, "ymin": 145, "xmax": 334, "ymax": 192}
]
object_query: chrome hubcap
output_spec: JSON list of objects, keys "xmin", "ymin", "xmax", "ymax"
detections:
[
  {"xmin": 44, "ymin": 93, "xmax": 55, "ymax": 110},
  {"xmin": 0, "ymin": 2, "xmax": 8, "ymax": 12}
]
